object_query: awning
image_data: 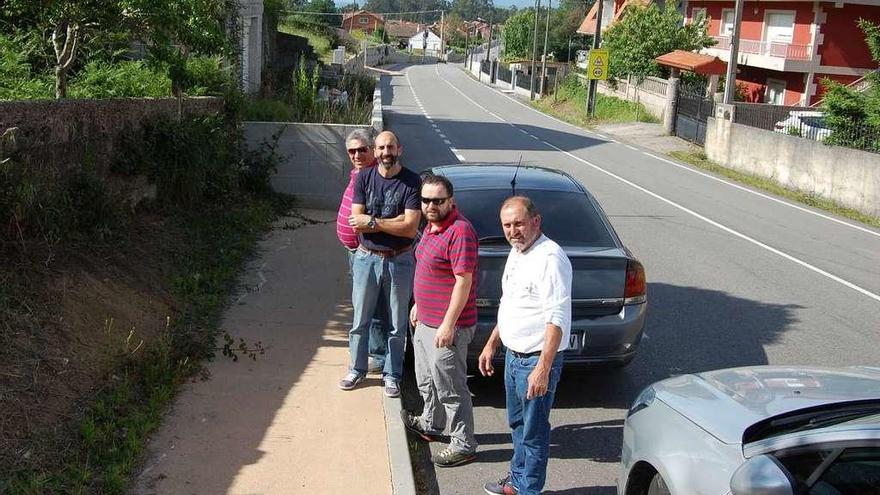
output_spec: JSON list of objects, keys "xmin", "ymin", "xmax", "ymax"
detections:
[{"xmin": 654, "ymin": 50, "xmax": 727, "ymax": 75}]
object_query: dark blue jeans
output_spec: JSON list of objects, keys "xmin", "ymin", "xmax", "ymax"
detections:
[
  {"xmin": 348, "ymin": 251, "xmax": 390, "ymax": 368},
  {"xmin": 505, "ymin": 349, "xmax": 564, "ymax": 495}
]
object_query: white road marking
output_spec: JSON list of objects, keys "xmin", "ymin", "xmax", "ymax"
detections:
[
  {"xmin": 439, "ymin": 133, "xmax": 447, "ymax": 138},
  {"xmin": 443, "ymin": 139, "xmax": 452, "ymax": 145},
  {"xmin": 440, "ymin": 64, "xmax": 880, "ymax": 239},
  {"xmin": 625, "ymin": 144, "xmax": 638, "ymax": 151},
  {"xmin": 436, "ymin": 67, "xmax": 880, "ymax": 304},
  {"xmin": 450, "ymin": 147, "xmax": 466, "ymax": 162},
  {"xmin": 645, "ymin": 153, "xmax": 880, "ymax": 239}
]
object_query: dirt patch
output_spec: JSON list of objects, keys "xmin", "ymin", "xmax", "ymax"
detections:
[{"xmin": 0, "ymin": 217, "xmax": 179, "ymax": 475}]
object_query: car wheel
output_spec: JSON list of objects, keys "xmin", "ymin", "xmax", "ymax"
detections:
[{"xmin": 646, "ymin": 473, "xmax": 670, "ymax": 495}]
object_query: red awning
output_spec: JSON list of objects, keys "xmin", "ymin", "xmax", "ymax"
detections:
[{"xmin": 654, "ymin": 50, "xmax": 727, "ymax": 75}]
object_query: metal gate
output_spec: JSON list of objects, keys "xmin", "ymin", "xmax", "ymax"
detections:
[{"xmin": 675, "ymin": 84, "xmax": 715, "ymax": 144}]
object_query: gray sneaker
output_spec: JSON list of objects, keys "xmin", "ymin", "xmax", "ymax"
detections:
[
  {"xmin": 338, "ymin": 372, "xmax": 364, "ymax": 391},
  {"xmin": 432, "ymin": 446, "xmax": 477, "ymax": 467},
  {"xmin": 383, "ymin": 377, "xmax": 400, "ymax": 398}
]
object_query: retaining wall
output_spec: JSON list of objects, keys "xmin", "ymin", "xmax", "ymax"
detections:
[{"xmin": 706, "ymin": 105, "xmax": 880, "ymax": 216}]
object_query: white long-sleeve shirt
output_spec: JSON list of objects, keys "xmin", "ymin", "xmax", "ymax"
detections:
[{"xmin": 497, "ymin": 234, "xmax": 573, "ymax": 354}]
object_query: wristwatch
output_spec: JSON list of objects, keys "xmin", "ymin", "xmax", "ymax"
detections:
[{"xmin": 367, "ymin": 216, "xmax": 378, "ymax": 229}]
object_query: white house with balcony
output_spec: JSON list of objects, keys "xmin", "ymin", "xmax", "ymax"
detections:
[{"xmin": 408, "ymin": 29, "xmax": 442, "ymax": 54}]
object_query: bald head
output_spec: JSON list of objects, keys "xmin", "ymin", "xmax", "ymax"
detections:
[
  {"xmin": 501, "ymin": 196, "xmax": 539, "ymax": 218},
  {"xmin": 374, "ymin": 130, "xmax": 402, "ymax": 169},
  {"xmin": 375, "ymin": 130, "xmax": 399, "ymax": 146}
]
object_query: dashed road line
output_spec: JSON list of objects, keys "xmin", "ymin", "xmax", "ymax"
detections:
[{"xmin": 443, "ymin": 139, "xmax": 452, "ymax": 145}]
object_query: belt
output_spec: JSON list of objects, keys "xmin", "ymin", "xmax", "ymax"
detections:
[
  {"xmin": 511, "ymin": 350, "xmax": 542, "ymax": 358},
  {"xmin": 358, "ymin": 245, "xmax": 412, "ymax": 258}
]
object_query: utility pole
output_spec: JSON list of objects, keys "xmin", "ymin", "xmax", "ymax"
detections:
[
  {"xmin": 539, "ymin": 0, "xmax": 552, "ymax": 95},
  {"xmin": 465, "ymin": 23, "xmax": 470, "ymax": 68},
  {"xmin": 440, "ymin": 10, "xmax": 445, "ymax": 61},
  {"xmin": 485, "ymin": 19, "xmax": 493, "ymax": 63},
  {"xmin": 529, "ymin": 0, "xmax": 541, "ymax": 100},
  {"xmin": 722, "ymin": 0, "xmax": 744, "ymax": 104},
  {"xmin": 587, "ymin": 0, "xmax": 605, "ymax": 116}
]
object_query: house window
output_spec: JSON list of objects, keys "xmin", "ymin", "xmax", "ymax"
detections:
[
  {"xmin": 765, "ymin": 78, "xmax": 786, "ymax": 104},
  {"xmin": 763, "ymin": 12, "xmax": 795, "ymax": 43},
  {"xmin": 690, "ymin": 8, "xmax": 707, "ymax": 24},
  {"xmin": 721, "ymin": 9, "xmax": 735, "ymax": 36},
  {"xmin": 359, "ymin": 16, "xmax": 368, "ymax": 24}
]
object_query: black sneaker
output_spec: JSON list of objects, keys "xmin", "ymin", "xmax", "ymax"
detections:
[
  {"xmin": 400, "ymin": 409, "xmax": 441, "ymax": 442},
  {"xmin": 432, "ymin": 446, "xmax": 476, "ymax": 467},
  {"xmin": 338, "ymin": 372, "xmax": 364, "ymax": 391},
  {"xmin": 483, "ymin": 474, "xmax": 518, "ymax": 494}
]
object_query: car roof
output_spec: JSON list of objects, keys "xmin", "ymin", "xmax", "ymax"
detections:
[
  {"xmin": 431, "ymin": 164, "xmax": 584, "ymax": 194},
  {"xmin": 653, "ymin": 366, "xmax": 880, "ymax": 445}
]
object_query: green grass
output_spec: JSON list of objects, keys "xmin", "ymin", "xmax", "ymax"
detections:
[
  {"xmin": 2, "ymin": 195, "xmax": 293, "ymax": 495},
  {"xmin": 278, "ymin": 22, "xmax": 334, "ymax": 64},
  {"xmin": 669, "ymin": 150, "xmax": 880, "ymax": 229},
  {"xmin": 532, "ymin": 81, "xmax": 659, "ymax": 128}
]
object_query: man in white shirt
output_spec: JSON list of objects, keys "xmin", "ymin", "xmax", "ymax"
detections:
[{"xmin": 478, "ymin": 196, "xmax": 572, "ymax": 495}]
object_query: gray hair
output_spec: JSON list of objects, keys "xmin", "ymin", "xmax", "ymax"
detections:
[{"xmin": 346, "ymin": 128, "xmax": 373, "ymax": 147}]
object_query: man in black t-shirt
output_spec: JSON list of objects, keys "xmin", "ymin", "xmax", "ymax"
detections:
[{"xmin": 339, "ymin": 130, "xmax": 422, "ymax": 398}]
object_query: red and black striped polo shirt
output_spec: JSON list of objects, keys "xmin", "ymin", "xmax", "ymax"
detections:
[{"xmin": 414, "ymin": 208, "xmax": 479, "ymax": 328}]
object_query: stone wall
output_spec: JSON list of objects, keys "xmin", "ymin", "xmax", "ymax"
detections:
[
  {"xmin": 0, "ymin": 97, "xmax": 223, "ymax": 178},
  {"xmin": 706, "ymin": 104, "xmax": 880, "ymax": 217},
  {"xmin": 242, "ymin": 83, "xmax": 384, "ymax": 209}
]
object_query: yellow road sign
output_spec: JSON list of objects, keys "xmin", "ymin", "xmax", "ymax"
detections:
[{"xmin": 588, "ymin": 48, "xmax": 609, "ymax": 80}]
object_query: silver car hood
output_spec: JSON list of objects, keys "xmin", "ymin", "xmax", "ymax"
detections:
[{"xmin": 653, "ymin": 366, "xmax": 880, "ymax": 444}]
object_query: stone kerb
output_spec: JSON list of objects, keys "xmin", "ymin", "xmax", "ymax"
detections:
[{"xmin": 244, "ymin": 85, "xmax": 383, "ymax": 210}]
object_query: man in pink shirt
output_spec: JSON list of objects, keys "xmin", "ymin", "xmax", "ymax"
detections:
[{"xmin": 336, "ymin": 129, "xmax": 388, "ymax": 373}]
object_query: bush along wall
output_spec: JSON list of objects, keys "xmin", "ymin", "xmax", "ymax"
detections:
[{"xmin": 0, "ymin": 98, "xmax": 292, "ymax": 494}]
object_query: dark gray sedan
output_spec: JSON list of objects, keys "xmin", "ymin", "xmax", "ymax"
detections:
[{"xmin": 430, "ymin": 164, "xmax": 647, "ymax": 368}]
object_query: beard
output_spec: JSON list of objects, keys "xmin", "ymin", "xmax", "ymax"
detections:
[
  {"xmin": 379, "ymin": 154, "xmax": 398, "ymax": 168},
  {"xmin": 426, "ymin": 209, "xmax": 448, "ymax": 222}
]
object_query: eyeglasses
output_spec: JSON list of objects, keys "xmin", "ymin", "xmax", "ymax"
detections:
[
  {"xmin": 421, "ymin": 197, "xmax": 450, "ymax": 206},
  {"xmin": 347, "ymin": 146, "xmax": 369, "ymax": 155}
]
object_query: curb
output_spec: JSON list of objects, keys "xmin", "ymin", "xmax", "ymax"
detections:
[{"xmin": 384, "ymin": 396, "xmax": 417, "ymax": 495}]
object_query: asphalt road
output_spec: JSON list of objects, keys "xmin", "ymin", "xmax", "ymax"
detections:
[{"xmin": 382, "ymin": 62, "xmax": 880, "ymax": 495}]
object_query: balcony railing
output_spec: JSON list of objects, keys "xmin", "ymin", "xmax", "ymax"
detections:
[{"xmin": 712, "ymin": 36, "xmax": 813, "ymax": 61}]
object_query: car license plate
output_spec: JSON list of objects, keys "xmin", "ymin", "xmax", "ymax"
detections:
[{"xmin": 568, "ymin": 332, "xmax": 584, "ymax": 352}]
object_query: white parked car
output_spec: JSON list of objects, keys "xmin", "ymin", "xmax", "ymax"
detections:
[
  {"xmin": 774, "ymin": 111, "xmax": 832, "ymax": 141},
  {"xmin": 619, "ymin": 366, "xmax": 880, "ymax": 495}
]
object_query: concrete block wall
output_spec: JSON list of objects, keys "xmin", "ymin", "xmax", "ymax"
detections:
[
  {"xmin": 596, "ymin": 82, "xmax": 666, "ymax": 121},
  {"xmin": 706, "ymin": 112, "xmax": 880, "ymax": 217},
  {"xmin": 243, "ymin": 84, "xmax": 383, "ymax": 209}
]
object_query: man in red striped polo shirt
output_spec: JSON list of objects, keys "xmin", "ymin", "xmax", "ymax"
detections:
[
  {"xmin": 336, "ymin": 129, "xmax": 388, "ymax": 373},
  {"xmin": 403, "ymin": 173, "xmax": 479, "ymax": 468}
]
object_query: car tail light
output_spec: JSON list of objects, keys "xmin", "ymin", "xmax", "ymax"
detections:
[{"xmin": 624, "ymin": 259, "xmax": 646, "ymax": 304}]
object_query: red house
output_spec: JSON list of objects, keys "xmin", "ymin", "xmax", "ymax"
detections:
[
  {"xmin": 689, "ymin": 0, "xmax": 880, "ymax": 105},
  {"xmin": 578, "ymin": 0, "xmax": 880, "ymax": 106},
  {"xmin": 341, "ymin": 10, "xmax": 385, "ymax": 35}
]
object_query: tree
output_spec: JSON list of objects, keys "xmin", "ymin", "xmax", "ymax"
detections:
[
  {"xmin": 821, "ymin": 19, "xmax": 880, "ymax": 151},
  {"xmin": 501, "ymin": 9, "xmax": 534, "ymax": 60},
  {"xmin": 601, "ymin": 2, "xmax": 713, "ymax": 81}
]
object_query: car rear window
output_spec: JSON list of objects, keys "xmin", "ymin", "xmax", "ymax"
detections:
[{"xmin": 454, "ymin": 189, "xmax": 617, "ymax": 248}]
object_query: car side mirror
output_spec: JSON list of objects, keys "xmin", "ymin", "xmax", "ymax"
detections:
[{"xmin": 730, "ymin": 455, "xmax": 794, "ymax": 495}]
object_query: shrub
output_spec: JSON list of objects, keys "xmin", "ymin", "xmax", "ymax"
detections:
[
  {"xmin": 0, "ymin": 34, "xmax": 52, "ymax": 100},
  {"xmin": 69, "ymin": 60, "xmax": 172, "ymax": 98},
  {"xmin": 181, "ymin": 56, "xmax": 231, "ymax": 96}
]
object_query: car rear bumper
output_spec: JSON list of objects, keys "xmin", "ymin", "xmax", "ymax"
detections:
[{"xmin": 467, "ymin": 301, "xmax": 647, "ymax": 367}]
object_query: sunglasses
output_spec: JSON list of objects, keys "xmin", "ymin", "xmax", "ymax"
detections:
[
  {"xmin": 347, "ymin": 146, "xmax": 370, "ymax": 155},
  {"xmin": 421, "ymin": 197, "xmax": 450, "ymax": 206}
]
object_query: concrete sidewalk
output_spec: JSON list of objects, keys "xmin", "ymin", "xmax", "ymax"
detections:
[{"xmin": 131, "ymin": 209, "xmax": 413, "ymax": 495}]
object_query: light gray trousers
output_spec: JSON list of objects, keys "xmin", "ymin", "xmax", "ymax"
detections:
[{"xmin": 413, "ymin": 322, "xmax": 477, "ymax": 453}]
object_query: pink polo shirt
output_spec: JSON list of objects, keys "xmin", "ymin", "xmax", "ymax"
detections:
[{"xmin": 336, "ymin": 162, "xmax": 376, "ymax": 249}]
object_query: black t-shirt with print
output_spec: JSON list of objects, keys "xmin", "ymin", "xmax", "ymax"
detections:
[{"xmin": 352, "ymin": 165, "xmax": 421, "ymax": 251}]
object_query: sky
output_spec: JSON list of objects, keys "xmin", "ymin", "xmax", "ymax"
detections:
[{"xmin": 493, "ymin": 0, "xmax": 542, "ymax": 9}]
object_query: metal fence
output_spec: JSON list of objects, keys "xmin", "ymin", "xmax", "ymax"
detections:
[
  {"xmin": 733, "ymin": 102, "xmax": 880, "ymax": 153},
  {"xmin": 497, "ymin": 63, "xmax": 512, "ymax": 84},
  {"xmin": 515, "ymin": 71, "xmax": 532, "ymax": 91},
  {"xmin": 481, "ymin": 59, "xmax": 491, "ymax": 75}
]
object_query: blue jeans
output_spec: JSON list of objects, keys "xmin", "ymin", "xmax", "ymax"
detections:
[
  {"xmin": 348, "ymin": 251, "xmax": 390, "ymax": 367},
  {"xmin": 349, "ymin": 248, "xmax": 415, "ymax": 381},
  {"xmin": 505, "ymin": 349, "xmax": 564, "ymax": 495}
]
